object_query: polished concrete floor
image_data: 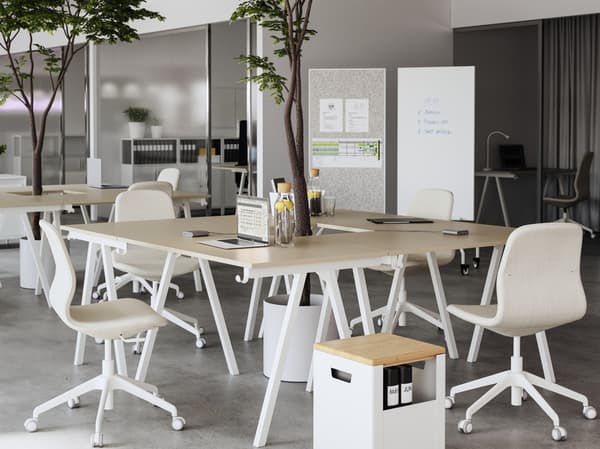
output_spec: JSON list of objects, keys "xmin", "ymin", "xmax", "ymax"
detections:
[{"xmin": 0, "ymin": 215, "xmax": 599, "ymax": 448}]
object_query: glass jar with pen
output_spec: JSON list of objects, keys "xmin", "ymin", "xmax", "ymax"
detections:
[{"xmin": 274, "ymin": 182, "xmax": 295, "ymax": 247}]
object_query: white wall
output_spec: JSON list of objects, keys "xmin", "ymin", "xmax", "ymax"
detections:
[
  {"xmin": 2, "ymin": 0, "xmax": 240, "ymax": 54},
  {"xmin": 452, "ymin": 0, "xmax": 600, "ymax": 28}
]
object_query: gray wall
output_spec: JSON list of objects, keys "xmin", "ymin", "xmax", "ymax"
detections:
[
  {"xmin": 258, "ymin": 0, "xmax": 453, "ymax": 211},
  {"xmin": 454, "ymin": 24, "xmax": 540, "ymax": 226}
]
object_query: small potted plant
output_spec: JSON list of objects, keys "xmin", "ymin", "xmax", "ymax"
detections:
[
  {"xmin": 124, "ymin": 107, "xmax": 150, "ymax": 139},
  {"xmin": 150, "ymin": 116, "xmax": 163, "ymax": 138},
  {"xmin": 0, "ymin": 143, "xmax": 6, "ymax": 157}
]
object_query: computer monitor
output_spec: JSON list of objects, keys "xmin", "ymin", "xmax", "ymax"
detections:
[{"xmin": 499, "ymin": 144, "xmax": 526, "ymax": 170}]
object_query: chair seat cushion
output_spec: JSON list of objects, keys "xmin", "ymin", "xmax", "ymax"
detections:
[
  {"xmin": 447, "ymin": 304, "xmax": 551, "ymax": 337},
  {"xmin": 70, "ymin": 298, "xmax": 167, "ymax": 340},
  {"xmin": 369, "ymin": 250, "xmax": 455, "ymax": 274},
  {"xmin": 113, "ymin": 247, "xmax": 199, "ymax": 280}
]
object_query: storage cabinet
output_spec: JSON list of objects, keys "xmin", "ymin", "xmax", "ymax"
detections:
[{"xmin": 313, "ymin": 334, "xmax": 446, "ymax": 449}]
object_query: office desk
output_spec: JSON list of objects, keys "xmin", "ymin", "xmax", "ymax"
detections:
[
  {"xmin": 64, "ymin": 213, "xmax": 513, "ymax": 447},
  {"xmin": 212, "ymin": 164, "xmax": 248, "ymax": 195}
]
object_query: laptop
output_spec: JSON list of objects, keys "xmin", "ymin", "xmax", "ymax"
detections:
[
  {"xmin": 201, "ymin": 196, "xmax": 270, "ymax": 249},
  {"xmin": 499, "ymin": 145, "xmax": 532, "ymax": 170},
  {"xmin": 367, "ymin": 217, "xmax": 434, "ymax": 224}
]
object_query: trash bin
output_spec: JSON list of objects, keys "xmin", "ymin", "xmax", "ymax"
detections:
[{"xmin": 313, "ymin": 333, "xmax": 446, "ymax": 449}]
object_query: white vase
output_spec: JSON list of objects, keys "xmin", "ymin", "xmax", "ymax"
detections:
[
  {"xmin": 128, "ymin": 122, "xmax": 146, "ymax": 139},
  {"xmin": 19, "ymin": 238, "xmax": 55, "ymax": 290},
  {"xmin": 263, "ymin": 294, "xmax": 337, "ymax": 382},
  {"xmin": 150, "ymin": 125, "xmax": 163, "ymax": 138}
]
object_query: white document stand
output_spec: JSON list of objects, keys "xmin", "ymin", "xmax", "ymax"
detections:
[{"xmin": 314, "ymin": 334, "xmax": 446, "ymax": 449}]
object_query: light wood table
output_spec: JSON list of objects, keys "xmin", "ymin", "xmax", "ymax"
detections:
[
  {"xmin": 63, "ymin": 213, "xmax": 516, "ymax": 447},
  {"xmin": 211, "ymin": 164, "xmax": 248, "ymax": 196}
]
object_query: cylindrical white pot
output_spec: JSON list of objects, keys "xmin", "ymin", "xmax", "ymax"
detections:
[
  {"xmin": 19, "ymin": 238, "xmax": 55, "ymax": 290},
  {"xmin": 263, "ymin": 294, "xmax": 337, "ymax": 382},
  {"xmin": 150, "ymin": 125, "xmax": 163, "ymax": 138},
  {"xmin": 128, "ymin": 122, "xmax": 146, "ymax": 139}
]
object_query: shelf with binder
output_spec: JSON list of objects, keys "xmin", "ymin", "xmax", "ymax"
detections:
[{"xmin": 121, "ymin": 138, "xmax": 177, "ymax": 165}]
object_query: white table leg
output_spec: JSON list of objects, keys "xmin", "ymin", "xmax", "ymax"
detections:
[
  {"xmin": 467, "ymin": 245, "xmax": 503, "ymax": 362},
  {"xmin": 475, "ymin": 176, "xmax": 490, "ymax": 223},
  {"xmin": 198, "ymin": 258, "xmax": 239, "ymax": 376},
  {"xmin": 239, "ymin": 172, "xmax": 246, "ymax": 195},
  {"xmin": 253, "ymin": 273, "xmax": 307, "ymax": 448},
  {"xmin": 74, "ymin": 242, "xmax": 100, "ymax": 366},
  {"xmin": 426, "ymin": 251, "xmax": 459, "ymax": 360},
  {"xmin": 352, "ymin": 268, "xmax": 375, "ymax": 335},
  {"xmin": 181, "ymin": 200, "xmax": 203, "ymax": 292},
  {"xmin": 536, "ymin": 331, "xmax": 556, "ymax": 382},
  {"xmin": 35, "ymin": 211, "xmax": 52, "ymax": 296},
  {"xmin": 244, "ymin": 278, "xmax": 264, "ymax": 341},
  {"xmin": 135, "ymin": 251, "xmax": 177, "ymax": 382},
  {"xmin": 495, "ymin": 177, "xmax": 511, "ymax": 227},
  {"xmin": 319, "ymin": 271, "xmax": 351, "ymax": 339},
  {"xmin": 107, "ymin": 204, "xmax": 115, "ymax": 223},
  {"xmin": 80, "ymin": 205, "xmax": 91, "ymax": 224},
  {"xmin": 382, "ymin": 256, "xmax": 407, "ymax": 334},
  {"xmin": 20, "ymin": 213, "xmax": 51, "ymax": 305},
  {"xmin": 99, "ymin": 244, "xmax": 128, "ymax": 378}
]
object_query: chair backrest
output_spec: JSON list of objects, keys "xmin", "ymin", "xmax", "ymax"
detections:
[
  {"xmin": 574, "ymin": 151, "xmax": 594, "ymax": 200},
  {"xmin": 494, "ymin": 223, "xmax": 586, "ymax": 331},
  {"xmin": 157, "ymin": 168, "xmax": 180, "ymax": 190},
  {"xmin": 407, "ymin": 189, "xmax": 454, "ymax": 220},
  {"xmin": 115, "ymin": 189, "xmax": 176, "ymax": 222},
  {"xmin": 128, "ymin": 180, "xmax": 173, "ymax": 198},
  {"xmin": 39, "ymin": 220, "xmax": 76, "ymax": 328}
]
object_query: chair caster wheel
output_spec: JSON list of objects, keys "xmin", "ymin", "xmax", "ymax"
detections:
[
  {"xmin": 552, "ymin": 426, "xmax": 567, "ymax": 441},
  {"xmin": 583, "ymin": 406, "xmax": 597, "ymax": 420},
  {"xmin": 376, "ymin": 317, "xmax": 383, "ymax": 328},
  {"xmin": 92, "ymin": 432, "xmax": 103, "ymax": 447},
  {"xmin": 445, "ymin": 396, "xmax": 455, "ymax": 409},
  {"xmin": 458, "ymin": 419, "xmax": 472, "ymax": 434},
  {"xmin": 195, "ymin": 338, "xmax": 207, "ymax": 349},
  {"xmin": 171, "ymin": 416, "xmax": 186, "ymax": 431},
  {"xmin": 24, "ymin": 418, "xmax": 38, "ymax": 432},
  {"xmin": 92, "ymin": 291, "xmax": 100, "ymax": 300},
  {"xmin": 94, "ymin": 337, "xmax": 103, "ymax": 345},
  {"xmin": 460, "ymin": 264, "xmax": 469, "ymax": 276},
  {"xmin": 176, "ymin": 291, "xmax": 184, "ymax": 299},
  {"xmin": 133, "ymin": 348, "xmax": 142, "ymax": 355},
  {"xmin": 591, "ymin": 233, "xmax": 596, "ymax": 239},
  {"xmin": 473, "ymin": 257, "xmax": 480, "ymax": 269},
  {"xmin": 67, "ymin": 397, "xmax": 80, "ymax": 409}
]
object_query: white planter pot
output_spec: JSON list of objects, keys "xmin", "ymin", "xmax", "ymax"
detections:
[
  {"xmin": 263, "ymin": 294, "xmax": 337, "ymax": 382},
  {"xmin": 19, "ymin": 238, "xmax": 54, "ymax": 290},
  {"xmin": 128, "ymin": 122, "xmax": 146, "ymax": 139},
  {"xmin": 150, "ymin": 125, "xmax": 163, "ymax": 138}
]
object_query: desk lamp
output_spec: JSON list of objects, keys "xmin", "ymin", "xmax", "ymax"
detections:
[{"xmin": 484, "ymin": 130, "xmax": 510, "ymax": 171}]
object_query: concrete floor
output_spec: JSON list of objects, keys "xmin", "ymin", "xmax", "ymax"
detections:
[{"xmin": 0, "ymin": 215, "xmax": 599, "ymax": 448}]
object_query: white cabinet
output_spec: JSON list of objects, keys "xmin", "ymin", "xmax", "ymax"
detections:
[
  {"xmin": 314, "ymin": 334, "xmax": 446, "ymax": 449},
  {"xmin": 0, "ymin": 174, "xmax": 27, "ymax": 241}
]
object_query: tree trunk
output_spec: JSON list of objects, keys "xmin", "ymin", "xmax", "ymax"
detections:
[{"xmin": 31, "ymin": 149, "xmax": 43, "ymax": 240}]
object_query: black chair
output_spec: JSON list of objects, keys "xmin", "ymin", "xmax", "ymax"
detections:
[{"xmin": 544, "ymin": 151, "xmax": 595, "ymax": 238}]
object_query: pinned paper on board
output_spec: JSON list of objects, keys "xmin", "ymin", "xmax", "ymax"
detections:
[
  {"xmin": 345, "ymin": 98, "xmax": 369, "ymax": 133},
  {"xmin": 319, "ymin": 98, "xmax": 343, "ymax": 133},
  {"xmin": 311, "ymin": 138, "xmax": 382, "ymax": 168}
]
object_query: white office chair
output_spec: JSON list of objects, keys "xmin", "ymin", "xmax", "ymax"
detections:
[
  {"xmin": 446, "ymin": 223, "xmax": 596, "ymax": 441},
  {"xmin": 25, "ymin": 220, "xmax": 185, "ymax": 447},
  {"xmin": 97, "ymin": 188, "xmax": 206, "ymax": 351},
  {"xmin": 157, "ymin": 167, "xmax": 180, "ymax": 190},
  {"xmin": 349, "ymin": 189, "xmax": 456, "ymax": 332}
]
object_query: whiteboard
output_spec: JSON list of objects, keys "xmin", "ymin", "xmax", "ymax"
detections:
[{"xmin": 397, "ymin": 67, "xmax": 475, "ymax": 220}]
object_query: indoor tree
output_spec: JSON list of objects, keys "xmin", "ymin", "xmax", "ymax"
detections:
[
  {"xmin": 231, "ymin": 0, "xmax": 316, "ymax": 237},
  {"xmin": 0, "ymin": 0, "xmax": 163, "ymax": 237}
]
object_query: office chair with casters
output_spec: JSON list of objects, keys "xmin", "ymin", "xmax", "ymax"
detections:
[
  {"xmin": 25, "ymin": 220, "xmax": 185, "ymax": 447},
  {"xmin": 544, "ymin": 151, "xmax": 595, "ymax": 238},
  {"xmin": 95, "ymin": 188, "xmax": 206, "ymax": 353},
  {"xmin": 349, "ymin": 189, "xmax": 456, "ymax": 333},
  {"xmin": 445, "ymin": 223, "xmax": 596, "ymax": 441}
]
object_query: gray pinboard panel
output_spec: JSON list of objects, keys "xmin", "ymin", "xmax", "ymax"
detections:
[{"xmin": 309, "ymin": 69, "xmax": 386, "ymax": 212}]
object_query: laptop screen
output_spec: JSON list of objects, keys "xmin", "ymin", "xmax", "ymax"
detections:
[
  {"xmin": 499, "ymin": 144, "xmax": 526, "ymax": 170},
  {"xmin": 236, "ymin": 196, "xmax": 270, "ymax": 243}
]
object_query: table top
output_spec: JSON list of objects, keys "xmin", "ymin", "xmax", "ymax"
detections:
[
  {"xmin": 212, "ymin": 164, "xmax": 248, "ymax": 173},
  {"xmin": 63, "ymin": 211, "xmax": 512, "ymax": 272},
  {"xmin": 0, "ymin": 184, "xmax": 209, "ymax": 209},
  {"xmin": 475, "ymin": 168, "xmax": 577, "ymax": 178},
  {"xmin": 314, "ymin": 333, "xmax": 445, "ymax": 367}
]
